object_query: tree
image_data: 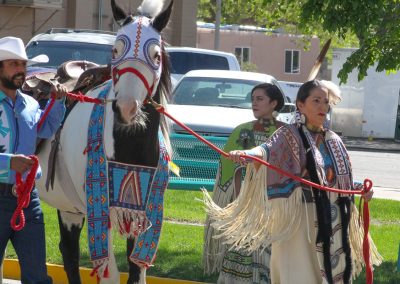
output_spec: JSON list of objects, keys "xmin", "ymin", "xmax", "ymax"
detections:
[{"xmin": 198, "ymin": 0, "xmax": 400, "ymax": 83}]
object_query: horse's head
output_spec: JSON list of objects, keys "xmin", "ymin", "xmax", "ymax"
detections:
[{"xmin": 111, "ymin": 0, "xmax": 173, "ymax": 125}]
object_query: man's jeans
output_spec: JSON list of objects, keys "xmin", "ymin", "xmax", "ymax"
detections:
[{"xmin": 0, "ymin": 187, "xmax": 52, "ymax": 284}]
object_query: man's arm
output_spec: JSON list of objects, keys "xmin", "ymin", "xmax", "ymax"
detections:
[{"xmin": 37, "ymin": 84, "xmax": 67, "ymax": 139}]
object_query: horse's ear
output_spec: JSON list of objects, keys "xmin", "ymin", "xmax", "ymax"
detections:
[
  {"xmin": 152, "ymin": 0, "xmax": 173, "ymax": 32},
  {"xmin": 111, "ymin": 0, "xmax": 128, "ymax": 26}
]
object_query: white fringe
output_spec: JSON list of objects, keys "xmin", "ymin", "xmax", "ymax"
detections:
[
  {"xmin": 109, "ymin": 207, "xmax": 151, "ymax": 238},
  {"xmin": 349, "ymin": 203, "xmax": 383, "ymax": 279},
  {"xmin": 202, "ymin": 163, "xmax": 303, "ymax": 253},
  {"xmin": 202, "ymin": 167, "xmax": 234, "ymax": 274}
]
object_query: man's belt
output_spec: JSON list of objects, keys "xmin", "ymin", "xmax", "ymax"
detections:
[{"xmin": 0, "ymin": 182, "xmax": 18, "ymax": 197}]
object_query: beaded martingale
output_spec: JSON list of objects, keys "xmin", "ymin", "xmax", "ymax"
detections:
[{"xmin": 85, "ymin": 81, "xmax": 169, "ymax": 277}]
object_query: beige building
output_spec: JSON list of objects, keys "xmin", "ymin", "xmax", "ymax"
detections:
[
  {"xmin": 0, "ymin": 1, "xmax": 321, "ymax": 81},
  {"xmin": 0, "ymin": 0, "xmax": 198, "ymax": 47},
  {"xmin": 197, "ymin": 27, "xmax": 320, "ymax": 82}
]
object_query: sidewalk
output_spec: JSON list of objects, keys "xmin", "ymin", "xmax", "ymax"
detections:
[{"xmin": 341, "ymin": 136, "xmax": 400, "ymax": 152}]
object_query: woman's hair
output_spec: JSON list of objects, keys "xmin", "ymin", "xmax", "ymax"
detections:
[
  {"xmin": 251, "ymin": 83, "xmax": 284, "ymax": 111},
  {"xmin": 296, "ymin": 79, "xmax": 341, "ymax": 107}
]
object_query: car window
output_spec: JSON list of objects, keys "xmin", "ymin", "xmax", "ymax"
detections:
[
  {"xmin": 26, "ymin": 41, "xmax": 112, "ymax": 67},
  {"xmin": 173, "ymin": 77, "xmax": 263, "ymax": 108},
  {"xmin": 168, "ymin": 52, "xmax": 230, "ymax": 75}
]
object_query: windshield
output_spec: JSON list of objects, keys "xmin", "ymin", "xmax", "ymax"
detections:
[
  {"xmin": 26, "ymin": 41, "xmax": 112, "ymax": 68},
  {"xmin": 172, "ymin": 77, "xmax": 266, "ymax": 109},
  {"xmin": 168, "ymin": 52, "xmax": 230, "ymax": 75}
]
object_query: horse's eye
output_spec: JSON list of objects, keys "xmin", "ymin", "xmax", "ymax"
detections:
[
  {"xmin": 154, "ymin": 53, "xmax": 161, "ymax": 65},
  {"xmin": 111, "ymin": 37, "xmax": 129, "ymax": 64},
  {"xmin": 112, "ymin": 48, "xmax": 118, "ymax": 59}
]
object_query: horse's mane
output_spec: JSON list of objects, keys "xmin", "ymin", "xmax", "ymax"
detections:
[{"xmin": 157, "ymin": 41, "xmax": 173, "ymax": 154}]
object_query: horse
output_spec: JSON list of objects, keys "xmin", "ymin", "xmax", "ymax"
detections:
[{"xmin": 36, "ymin": 0, "xmax": 174, "ymax": 283}]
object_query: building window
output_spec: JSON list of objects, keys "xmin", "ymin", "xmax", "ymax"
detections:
[
  {"xmin": 235, "ymin": 47, "xmax": 250, "ymax": 65},
  {"xmin": 285, "ymin": 50, "xmax": 300, "ymax": 74}
]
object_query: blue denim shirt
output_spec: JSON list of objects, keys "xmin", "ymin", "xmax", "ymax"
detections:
[{"xmin": 0, "ymin": 89, "xmax": 66, "ymax": 183}]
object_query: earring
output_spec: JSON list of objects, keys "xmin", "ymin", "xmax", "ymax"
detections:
[
  {"xmin": 295, "ymin": 110, "xmax": 306, "ymax": 125},
  {"xmin": 300, "ymin": 113, "xmax": 306, "ymax": 124},
  {"xmin": 272, "ymin": 111, "xmax": 278, "ymax": 119}
]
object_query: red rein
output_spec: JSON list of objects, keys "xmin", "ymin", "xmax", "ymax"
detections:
[
  {"xmin": 27, "ymin": 89, "xmax": 374, "ymax": 282},
  {"xmin": 154, "ymin": 104, "xmax": 374, "ymax": 284}
]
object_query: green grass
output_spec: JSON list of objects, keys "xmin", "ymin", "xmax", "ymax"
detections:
[
  {"xmin": 6, "ymin": 189, "xmax": 400, "ymax": 283},
  {"xmin": 163, "ymin": 189, "xmax": 206, "ymax": 223}
]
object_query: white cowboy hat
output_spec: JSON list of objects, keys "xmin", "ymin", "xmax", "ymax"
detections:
[{"xmin": 0, "ymin": 36, "xmax": 48, "ymax": 66}]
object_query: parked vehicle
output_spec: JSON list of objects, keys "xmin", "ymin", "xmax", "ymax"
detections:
[
  {"xmin": 25, "ymin": 30, "xmax": 240, "ymax": 89},
  {"xmin": 166, "ymin": 47, "xmax": 240, "ymax": 87},
  {"xmin": 331, "ymin": 48, "xmax": 400, "ymax": 139},
  {"xmin": 168, "ymin": 70, "xmax": 296, "ymax": 189},
  {"xmin": 25, "ymin": 28, "xmax": 116, "ymax": 68},
  {"xmin": 278, "ymin": 80, "xmax": 302, "ymax": 103}
]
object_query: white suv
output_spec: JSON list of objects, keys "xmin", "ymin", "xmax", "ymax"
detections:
[
  {"xmin": 166, "ymin": 47, "xmax": 240, "ymax": 87},
  {"xmin": 25, "ymin": 28, "xmax": 116, "ymax": 69}
]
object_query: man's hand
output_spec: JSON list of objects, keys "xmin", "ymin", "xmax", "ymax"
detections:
[
  {"xmin": 10, "ymin": 155, "xmax": 34, "ymax": 174},
  {"xmin": 51, "ymin": 83, "xmax": 68, "ymax": 100}
]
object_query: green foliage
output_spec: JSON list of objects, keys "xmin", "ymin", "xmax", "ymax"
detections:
[
  {"xmin": 301, "ymin": 0, "xmax": 400, "ymax": 83},
  {"xmin": 240, "ymin": 61, "xmax": 259, "ymax": 72},
  {"xmin": 198, "ymin": 0, "xmax": 400, "ymax": 83}
]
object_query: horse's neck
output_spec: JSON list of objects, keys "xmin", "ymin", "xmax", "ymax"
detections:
[{"xmin": 113, "ymin": 104, "xmax": 160, "ymax": 167}]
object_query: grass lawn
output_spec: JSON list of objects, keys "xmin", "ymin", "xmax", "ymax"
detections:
[{"xmin": 6, "ymin": 190, "xmax": 400, "ymax": 283}]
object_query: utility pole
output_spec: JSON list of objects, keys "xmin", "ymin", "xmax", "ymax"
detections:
[
  {"xmin": 214, "ymin": 0, "xmax": 221, "ymax": 50},
  {"xmin": 98, "ymin": 0, "xmax": 103, "ymax": 30}
]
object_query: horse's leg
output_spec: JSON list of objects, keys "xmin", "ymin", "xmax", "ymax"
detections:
[
  {"xmin": 127, "ymin": 238, "xmax": 146, "ymax": 284},
  {"xmin": 57, "ymin": 210, "xmax": 84, "ymax": 284}
]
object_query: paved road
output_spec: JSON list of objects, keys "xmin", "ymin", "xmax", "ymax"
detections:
[{"xmin": 349, "ymin": 150, "xmax": 400, "ymax": 201}]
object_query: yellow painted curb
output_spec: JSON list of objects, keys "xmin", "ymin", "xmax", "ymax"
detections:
[{"xmin": 4, "ymin": 259, "xmax": 207, "ymax": 284}]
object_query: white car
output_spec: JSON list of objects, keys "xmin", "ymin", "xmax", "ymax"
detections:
[
  {"xmin": 167, "ymin": 70, "xmax": 296, "ymax": 190},
  {"xmin": 168, "ymin": 70, "xmax": 296, "ymax": 136},
  {"xmin": 278, "ymin": 80, "xmax": 302, "ymax": 103}
]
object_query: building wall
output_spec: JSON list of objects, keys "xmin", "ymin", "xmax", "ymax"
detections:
[
  {"xmin": 197, "ymin": 28, "xmax": 320, "ymax": 82},
  {"xmin": 0, "ymin": 0, "xmax": 197, "ymax": 47}
]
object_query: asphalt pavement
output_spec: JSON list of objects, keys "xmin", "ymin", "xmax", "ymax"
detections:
[{"xmin": 343, "ymin": 136, "xmax": 400, "ymax": 201}]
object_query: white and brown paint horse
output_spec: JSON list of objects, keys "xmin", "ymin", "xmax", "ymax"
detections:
[{"xmin": 36, "ymin": 0, "xmax": 173, "ymax": 283}]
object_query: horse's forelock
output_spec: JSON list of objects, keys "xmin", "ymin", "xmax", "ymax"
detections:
[{"xmin": 137, "ymin": 0, "xmax": 168, "ymax": 18}]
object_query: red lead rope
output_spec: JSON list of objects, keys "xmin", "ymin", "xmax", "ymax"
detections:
[
  {"xmin": 10, "ymin": 155, "xmax": 39, "ymax": 231},
  {"xmin": 37, "ymin": 92, "xmax": 104, "ymax": 130},
  {"xmin": 150, "ymin": 102, "xmax": 374, "ymax": 284}
]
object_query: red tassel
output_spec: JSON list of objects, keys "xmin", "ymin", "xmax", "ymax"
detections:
[
  {"xmin": 104, "ymin": 264, "xmax": 109, "ymax": 278},
  {"xmin": 124, "ymin": 217, "xmax": 131, "ymax": 234},
  {"xmin": 90, "ymin": 264, "xmax": 100, "ymax": 277}
]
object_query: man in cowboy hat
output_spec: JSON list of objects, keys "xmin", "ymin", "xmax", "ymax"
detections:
[{"xmin": 0, "ymin": 36, "xmax": 67, "ymax": 284}]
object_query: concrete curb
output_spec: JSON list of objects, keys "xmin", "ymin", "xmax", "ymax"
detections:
[{"xmin": 4, "ymin": 259, "xmax": 206, "ymax": 284}]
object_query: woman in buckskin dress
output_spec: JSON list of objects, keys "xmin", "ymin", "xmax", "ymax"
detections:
[
  {"xmin": 203, "ymin": 83, "xmax": 286, "ymax": 284},
  {"xmin": 204, "ymin": 79, "xmax": 382, "ymax": 284}
]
